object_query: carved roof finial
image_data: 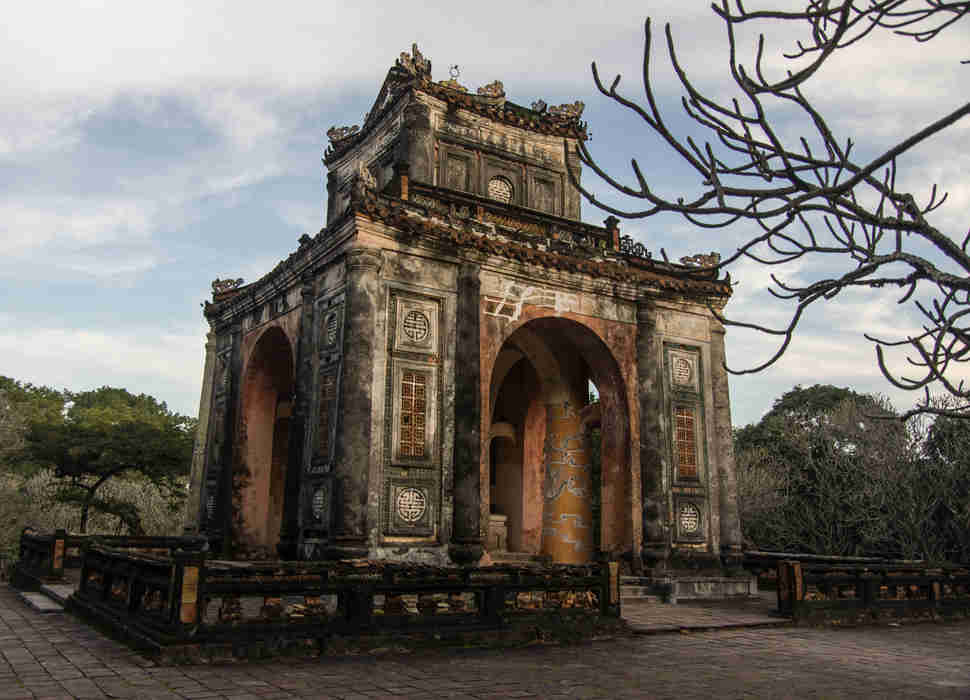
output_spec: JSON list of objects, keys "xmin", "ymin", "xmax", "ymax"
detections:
[
  {"xmin": 327, "ymin": 125, "xmax": 360, "ymax": 144},
  {"xmin": 680, "ymin": 252, "xmax": 721, "ymax": 267},
  {"xmin": 548, "ymin": 101, "xmax": 585, "ymax": 121},
  {"xmin": 212, "ymin": 277, "xmax": 244, "ymax": 295},
  {"xmin": 396, "ymin": 42, "xmax": 431, "ymax": 78},
  {"xmin": 477, "ymin": 80, "xmax": 505, "ymax": 98}
]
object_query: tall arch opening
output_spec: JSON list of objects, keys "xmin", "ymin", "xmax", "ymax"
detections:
[
  {"xmin": 237, "ymin": 326, "xmax": 294, "ymax": 557},
  {"xmin": 484, "ymin": 317, "xmax": 631, "ymax": 565}
]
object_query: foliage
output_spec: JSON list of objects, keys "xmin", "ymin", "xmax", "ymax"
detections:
[
  {"xmin": 0, "ymin": 377, "xmax": 67, "ymax": 474},
  {"xmin": 0, "ymin": 468, "xmax": 187, "ymax": 564},
  {"xmin": 22, "ymin": 385, "xmax": 195, "ymax": 534},
  {"xmin": 736, "ymin": 384, "xmax": 970, "ymax": 562},
  {"xmin": 579, "ymin": 2, "xmax": 970, "ymax": 419}
]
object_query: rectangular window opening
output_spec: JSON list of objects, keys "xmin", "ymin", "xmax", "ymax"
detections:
[
  {"xmin": 674, "ymin": 406, "xmax": 698, "ymax": 480},
  {"xmin": 400, "ymin": 372, "xmax": 427, "ymax": 458}
]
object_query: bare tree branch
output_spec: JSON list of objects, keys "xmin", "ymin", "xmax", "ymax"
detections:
[{"xmin": 578, "ymin": 1, "xmax": 970, "ymax": 418}]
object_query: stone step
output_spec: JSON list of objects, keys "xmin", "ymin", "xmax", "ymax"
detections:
[
  {"xmin": 489, "ymin": 552, "xmax": 550, "ymax": 564},
  {"xmin": 621, "ymin": 594, "xmax": 665, "ymax": 604},
  {"xmin": 40, "ymin": 583, "xmax": 75, "ymax": 606},
  {"xmin": 620, "ymin": 585, "xmax": 656, "ymax": 597},
  {"xmin": 17, "ymin": 591, "xmax": 64, "ymax": 614}
]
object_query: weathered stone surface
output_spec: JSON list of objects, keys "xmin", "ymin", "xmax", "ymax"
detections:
[{"xmin": 191, "ymin": 47, "xmax": 744, "ymax": 592}]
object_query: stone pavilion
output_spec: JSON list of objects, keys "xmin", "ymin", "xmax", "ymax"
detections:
[{"xmin": 183, "ymin": 45, "xmax": 744, "ymax": 579}]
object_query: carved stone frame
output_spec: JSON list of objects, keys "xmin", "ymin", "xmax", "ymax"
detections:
[{"xmin": 385, "ymin": 479, "xmax": 435, "ymax": 537}]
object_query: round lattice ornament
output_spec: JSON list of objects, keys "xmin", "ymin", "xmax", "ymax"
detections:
[
  {"xmin": 488, "ymin": 176, "xmax": 513, "ymax": 204},
  {"xmin": 312, "ymin": 486, "xmax": 329, "ymax": 521},
  {"xmin": 673, "ymin": 357, "xmax": 693, "ymax": 385},
  {"xmin": 403, "ymin": 310, "xmax": 430, "ymax": 342},
  {"xmin": 397, "ymin": 487, "xmax": 427, "ymax": 523},
  {"xmin": 678, "ymin": 503, "xmax": 700, "ymax": 534}
]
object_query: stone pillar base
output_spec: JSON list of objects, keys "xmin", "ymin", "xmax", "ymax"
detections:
[
  {"xmin": 720, "ymin": 545, "xmax": 744, "ymax": 572},
  {"xmin": 642, "ymin": 544, "xmax": 670, "ymax": 571},
  {"xmin": 449, "ymin": 540, "xmax": 484, "ymax": 566},
  {"xmin": 325, "ymin": 537, "xmax": 370, "ymax": 561}
]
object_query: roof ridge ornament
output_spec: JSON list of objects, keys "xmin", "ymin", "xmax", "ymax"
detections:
[
  {"xmin": 680, "ymin": 252, "xmax": 721, "ymax": 267},
  {"xmin": 396, "ymin": 43, "xmax": 432, "ymax": 78},
  {"xmin": 438, "ymin": 65, "xmax": 467, "ymax": 92},
  {"xmin": 476, "ymin": 80, "xmax": 505, "ymax": 98},
  {"xmin": 327, "ymin": 125, "xmax": 359, "ymax": 144},
  {"xmin": 548, "ymin": 101, "xmax": 585, "ymax": 121},
  {"xmin": 212, "ymin": 277, "xmax": 244, "ymax": 294}
]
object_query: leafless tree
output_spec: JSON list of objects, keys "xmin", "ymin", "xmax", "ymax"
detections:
[{"xmin": 575, "ymin": 1, "xmax": 970, "ymax": 419}]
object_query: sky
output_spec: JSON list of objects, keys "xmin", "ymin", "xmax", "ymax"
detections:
[{"xmin": 1, "ymin": 1, "xmax": 967, "ymax": 427}]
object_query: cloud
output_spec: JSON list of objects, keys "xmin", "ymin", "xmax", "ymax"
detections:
[{"xmin": 0, "ymin": 320, "xmax": 206, "ymax": 417}]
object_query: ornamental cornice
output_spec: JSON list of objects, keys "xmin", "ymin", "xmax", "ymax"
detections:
[{"xmin": 350, "ymin": 188, "xmax": 731, "ymax": 298}]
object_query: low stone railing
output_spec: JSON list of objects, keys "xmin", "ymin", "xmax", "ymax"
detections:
[
  {"xmin": 775, "ymin": 560, "xmax": 970, "ymax": 624},
  {"xmin": 11, "ymin": 529, "xmax": 207, "ymax": 591},
  {"xmin": 67, "ymin": 544, "xmax": 623, "ymax": 661},
  {"xmin": 11, "ymin": 528, "xmax": 68, "ymax": 590}
]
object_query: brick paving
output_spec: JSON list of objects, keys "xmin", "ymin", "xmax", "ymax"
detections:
[
  {"xmin": 2, "ymin": 584, "xmax": 969, "ymax": 699},
  {"xmin": 622, "ymin": 591, "xmax": 788, "ymax": 634}
]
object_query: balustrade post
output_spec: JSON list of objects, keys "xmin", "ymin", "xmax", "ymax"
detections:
[
  {"xmin": 172, "ymin": 549, "xmax": 206, "ymax": 633},
  {"xmin": 51, "ymin": 529, "xmax": 66, "ymax": 579},
  {"xmin": 482, "ymin": 584, "xmax": 506, "ymax": 624}
]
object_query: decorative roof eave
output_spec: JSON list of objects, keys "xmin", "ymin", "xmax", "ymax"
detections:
[
  {"xmin": 324, "ymin": 44, "xmax": 588, "ymax": 165},
  {"xmin": 415, "ymin": 81, "xmax": 588, "ymax": 140},
  {"xmin": 349, "ymin": 188, "xmax": 731, "ymax": 298}
]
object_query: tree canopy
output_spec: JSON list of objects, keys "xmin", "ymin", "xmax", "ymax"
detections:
[
  {"xmin": 736, "ymin": 383, "xmax": 970, "ymax": 561},
  {"xmin": 16, "ymin": 382, "xmax": 196, "ymax": 534}
]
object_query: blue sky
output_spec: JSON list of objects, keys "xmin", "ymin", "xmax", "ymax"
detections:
[{"xmin": 2, "ymin": 1, "xmax": 967, "ymax": 426}]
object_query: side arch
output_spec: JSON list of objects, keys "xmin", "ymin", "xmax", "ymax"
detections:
[{"xmin": 236, "ymin": 325, "xmax": 294, "ymax": 557}]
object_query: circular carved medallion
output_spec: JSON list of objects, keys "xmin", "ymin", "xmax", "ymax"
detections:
[
  {"xmin": 678, "ymin": 503, "xmax": 700, "ymax": 534},
  {"xmin": 397, "ymin": 487, "xmax": 427, "ymax": 523},
  {"xmin": 312, "ymin": 486, "xmax": 329, "ymax": 521},
  {"xmin": 488, "ymin": 176, "xmax": 513, "ymax": 204},
  {"xmin": 403, "ymin": 310, "xmax": 430, "ymax": 342},
  {"xmin": 673, "ymin": 357, "xmax": 693, "ymax": 385}
]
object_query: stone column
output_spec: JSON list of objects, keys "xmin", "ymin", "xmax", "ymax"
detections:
[
  {"xmin": 449, "ymin": 261, "xmax": 484, "ymax": 565},
  {"xmin": 540, "ymin": 394, "xmax": 594, "ymax": 564},
  {"xmin": 710, "ymin": 320, "xmax": 743, "ymax": 567},
  {"xmin": 215, "ymin": 322, "xmax": 242, "ymax": 556},
  {"xmin": 636, "ymin": 302, "xmax": 669, "ymax": 569},
  {"xmin": 183, "ymin": 330, "xmax": 216, "ymax": 533},
  {"xmin": 328, "ymin": 248, "xmax": 382, "ymax": 559},
  {"xmin": 278, "ymin": 279, "xmax": 316, "ymax": 560}
]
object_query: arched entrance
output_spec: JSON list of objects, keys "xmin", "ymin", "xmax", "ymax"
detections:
[
  {"xmin": 484, "ymin": 317, "xmax": 631, "ymax": 565},
  {"xmin": 237, "ymin": 326, "xmax": 294, "ymax": 557}
]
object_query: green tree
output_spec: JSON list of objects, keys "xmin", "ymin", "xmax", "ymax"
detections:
[
  {"xmin": 25, "ymin": 386, "xmax": 196, "ymax": 534},
  {"xmin": 0, "ymin": 376, "xmax": 67, "ymax": 474},
  {"xmin": 922, "ymin": 409, "xmax": 970, "ymax": 562},
  {"xmin": 737, "ymin": 385, "xmax": 970, "ymax": 561}
]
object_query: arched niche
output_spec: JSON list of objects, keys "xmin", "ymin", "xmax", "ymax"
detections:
[
  {"xmin": 237, "ymin": 325, "xmax": 294, "ymax": 557},
  {"xmin": 483, "ymin": 317, "xmax": 632, "ymax": 564}
]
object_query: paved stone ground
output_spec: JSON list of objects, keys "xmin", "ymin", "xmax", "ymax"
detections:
[
  {"xmin": 2, "ymin": 584, "xmax": 969, "ymax": 699},
  {"xmin": 623, "ymin": 591, "xmax": 788, "ymax": 634}
]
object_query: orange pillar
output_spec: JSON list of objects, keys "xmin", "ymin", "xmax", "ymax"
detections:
[{"xmin": 540, "ymin": 396, "xmax": 593, "ymax": 564}]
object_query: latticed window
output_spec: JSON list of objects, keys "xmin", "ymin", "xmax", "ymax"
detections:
[
  {"xmin": 316, "ymin": 373, "xmax": 337, "ymax": 459},
  {"xmin": 488, "ymin": 176, "xmax": 513, "ymax": 204},
  {"xmin": 674, "ymin": 406, "xmax": 698, "ymax": 479},
  {"xmin": 399, "ymin": 372, "xmax": 427, "ymax": 458}
]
